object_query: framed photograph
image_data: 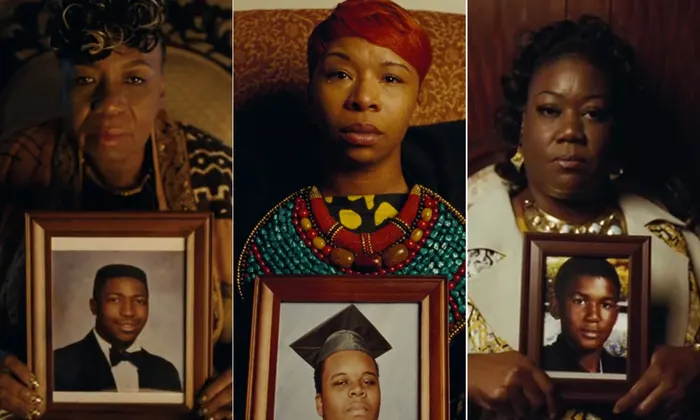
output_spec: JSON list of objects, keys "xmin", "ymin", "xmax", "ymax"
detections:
[
  {"xmin": 26, "ymin": 212, "xmax": 213, "ymax": 419},
  {"xmin": 246, "ymin": 276, "xmax": 448, "ymax": 420},
  {"xmin": 520, "ymin": 233, "xmax": 651, "ymax": 402}
]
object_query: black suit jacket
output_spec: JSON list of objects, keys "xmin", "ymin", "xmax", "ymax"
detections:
[
  {"xmin": 542, "ymin": 334, "xmax": 627, "ymax": 374},
  {"xmin": 53, "ymin": 332, "xmax": 182, "ymax": 392}
]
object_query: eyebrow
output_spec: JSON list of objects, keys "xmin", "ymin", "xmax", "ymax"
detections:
[
  {"xmin": 325, "ymin": 52, "xmax": 411, "ymax": 72},
  {"xmin": 329, "ymin": 371, "xmax": 378, "ymax": 381},
  {"xmin": 382, "ymin": 61, "xmax": 410, "ymax": 72},
  {"xmin": 572, "ymin": 292, "xmax": 617, "ymax": 301},
  {"xmin": 105, "ymin": 293, "xmax": 148, "ymax": 298},
  {"xmin": 74, "ymin": 59, "xmax": 153, "ymax": 70},
  {"xmin": 537, "ymin": 90, "xmax": 606, "ymax": 100},
  {"xmin": 123, "ymin": 59, "xmax": 153, "ymax": 70}
]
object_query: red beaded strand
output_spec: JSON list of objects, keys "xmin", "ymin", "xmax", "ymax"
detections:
[
  {"xmin": 448, "ymin": 262, "xmax": 466, "ymax": 322},
  {"xmin": 292, "ymin": 188, "xmax": 439, "ymax": 273}
]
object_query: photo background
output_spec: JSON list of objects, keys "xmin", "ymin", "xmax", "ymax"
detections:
[
  {"xmin": 274, "ymin": 302, "xmax": 419, "ymax": 420},
  {"xmin": 542, "ymin": 256, "xmax": 629, "ymax": 357},
  {"xmin": 51, "ymin": 240, "xmax": 186, "ymax": 386}
]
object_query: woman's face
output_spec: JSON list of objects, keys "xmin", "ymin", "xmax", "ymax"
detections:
[
  {"xmin": 309, "ymin": 37, "xmax": 420, "ymax": 167},
  {"xmin": 65, "ymin": 44, "xmax": 165, "ymax": 166},
  {"xmin": 520, "ymin": 55, "xmax": 614, "ymax": 200}
]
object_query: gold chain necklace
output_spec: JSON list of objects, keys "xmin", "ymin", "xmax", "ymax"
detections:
[
  {"xmin": 84, "ymin": 164, "xmax": 151, "ymax": 197},
  {"xmin": 522, "ymin": 199, "xmax": 627, "ymax": 235}
]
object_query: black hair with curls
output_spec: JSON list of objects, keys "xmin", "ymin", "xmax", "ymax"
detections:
[
  {"xmin": 46, "ymin": 0, "xmax": 167, "ymax": 62},
  {"xmin": 494, "ymin": 15, "xmax": 699, "ymax": 225}
]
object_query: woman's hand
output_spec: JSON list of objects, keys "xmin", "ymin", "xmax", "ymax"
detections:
[
  {"xmin": 0, "ymin": 354, "xmax": 43, "ymax": 419},
  {"xmin": 468, "ymin": 351, "xmax": 557, "ymax": 419},
  {"xmin": 614, "ymin": 345, "xmax": 700, "ymax": 418},
  {"xmin": 197, "ymin": 368, "xmax": 232, "ymax": 420}
]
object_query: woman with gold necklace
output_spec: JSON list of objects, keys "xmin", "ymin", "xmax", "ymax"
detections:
[
  {"xmin": 234, "ymin": 0, "xmax": 466, "ymax": 419},
  {"xmin": 468, "ymin": 16, "xmax": 700, "ymax": 420}
]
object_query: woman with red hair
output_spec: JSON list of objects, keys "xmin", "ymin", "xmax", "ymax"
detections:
[{"xmin": 235, "ymin": 0, "xmax": 466, "ymax": 418}]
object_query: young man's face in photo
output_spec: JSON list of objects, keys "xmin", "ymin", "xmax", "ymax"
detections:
[
  {"xmin": 556, "ymin": 275, "xmax": 620, "ymax": 352},
  {"xmin": 90, "ymin": 276, "xmax": 149, "ymax": 346},
  {"xmin": 315, "ymin": 350, "xmax": 381, "ymax": 420}
]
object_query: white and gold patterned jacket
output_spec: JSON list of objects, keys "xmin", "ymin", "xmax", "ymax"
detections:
[{"xmin": 468, "ymin": 167, "xmax": 700, "ymax": 420}]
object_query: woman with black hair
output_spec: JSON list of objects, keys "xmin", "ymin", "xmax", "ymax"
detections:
[
  {"xmin": 0, "ymin": 1, "xmax": 232, "ymax": 418},
  {"xmin": 468, "ymin": 16, "xmax": 700, "ymax": 419}
]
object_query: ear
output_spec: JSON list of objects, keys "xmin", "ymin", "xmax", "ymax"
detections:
[
  {"xmin": 89, "ymin": 298, "xmax": 98, "ymax": 316},
  {"xmin": 550, "ymin": 298, "xmax": 560, "ymax": 320},
  {"xmin": 416, "ymin": 85, "xmax": 424, "ymax": 109},
  {"xmin": 315, "ymin": 394, "xmax": 323, "ymax": 417},
  {"xmin": 158, "ymin": 80, "xmax": 166, "ymax": 111}
]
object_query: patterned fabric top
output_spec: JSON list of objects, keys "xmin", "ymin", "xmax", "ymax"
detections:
[
  {"xmin": 324, "ymin": 193, "xmax": 407, "ymax": 233},
  {"xmin": 182, "ymin": 124, "xmax": 232, "ymax": 219},
  {"xmin": 236, "ymin": 185, "xmax": 466, "ymax": 340},
  {"xmin": 74, "ymin": 124, "xmax": 232, "ymax": 217}
]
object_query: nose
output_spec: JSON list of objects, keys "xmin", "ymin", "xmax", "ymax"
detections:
[
  {"xmin": 90, "ymin": 81, "xmax": 128, "ymax": 116},
  {"xmin": 120, "ymin": 300, "xmax": 135, "ymax": 317},
  {"xmin": 344, "ymin": 78, "xmax": 380, "ymax": 112},
  {"xmin": 584, "ymin": 303, "xmax": 601, "ymax": 322},
  {"xmin": 348, "ymin": 383, "xmax": 367, "ymax": 397},
  {"xmin": 555, "ymin": 111, "xmax": 586, "ymax": 145}
]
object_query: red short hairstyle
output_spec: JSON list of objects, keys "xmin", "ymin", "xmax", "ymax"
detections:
[{"xmin": 307, "ymin": 0, "xmax": 432, "ymax": 84}]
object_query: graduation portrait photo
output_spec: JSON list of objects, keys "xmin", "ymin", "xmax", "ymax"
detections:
[
  {"xmin": 25, "ymin": 213, "xmax": 214, "ymax": 419},
  {"xmin": 282, "ymin": 303, "xmax": 412, "ymax": 420},
  {"xmin": 520, "ymin": 233, "xmax": 651, "ymax": 402},
  {"xmin": 246, "ymin": 276, "xmax": 449, "ymax": 420}
]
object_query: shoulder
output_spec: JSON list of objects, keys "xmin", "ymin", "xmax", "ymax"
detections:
[
  {"xmin": 182, "ymin": 123, "xmax": 232, "ymax": 172},
  {"xmin": 179, "ymin": 123, "xmax": 232, "ymax": 217},
  {"xmin": 541, "ymin": 342, "xmax": 558, "ymax": 358},
  {"xmin": 0, "ymin": 120, "xmax": 60, "ymax": 188},
  {"xmin": 54, "ymin": 337, "xmax": 88, "ymax": 360},
  {"xmin": 142, "ymin": 350, "xmax": 178, "ymax": 371},
  {"xmin": 605, "ymin": 352, "xmax": 628, "ymax": 373},
  {"xmin": 468, "ymin": 166, "xmax": 510, "ymax": 211}
]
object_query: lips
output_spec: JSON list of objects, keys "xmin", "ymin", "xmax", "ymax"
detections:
[
  {"xmin": 580, "ymin": 329, "xmax": 601, "ymax": 339},
  {"xmin": 346, "ymin": 401, "xmax": 370, "ymax": 415},
  {"xmin": 553, "ymin": 154, "xmax": 587, "ymax": 170},
  {"xmin": 339, "ymin": 123, "xmax": 383, "ymax": 146},
  {"xmin": 116, "ymin": 322, "xmax": 139, "ymax": 333},
  {"xmin": 92, "ymin": 124, "xmax": 132, "ymax": 145}
]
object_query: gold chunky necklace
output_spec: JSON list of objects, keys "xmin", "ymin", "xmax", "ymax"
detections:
[{"xmin": 522, "ymin": 199, "xmax": 627, "ymax": 235}]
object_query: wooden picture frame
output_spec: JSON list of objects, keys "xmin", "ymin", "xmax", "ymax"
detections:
[
  {"xmin": 26, "ymin": 212, "xmax": 213, "ymax": 420},
  {"xmin": 246, "ymin": 275, "xmax": 449, "ymax": 420},
  {"xmin": 521, "ymin": 233, "xmax": 651, "ymax": 403}
]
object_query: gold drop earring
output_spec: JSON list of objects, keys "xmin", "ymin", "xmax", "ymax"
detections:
[{"xmin": 511, "ymin": 121, "xmax": 525, "ymax": 170}]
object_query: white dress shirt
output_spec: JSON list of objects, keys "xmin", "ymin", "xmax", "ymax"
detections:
[{"xmin": 93, "ymin": 329, "xmax": 142, "ymax": 392}]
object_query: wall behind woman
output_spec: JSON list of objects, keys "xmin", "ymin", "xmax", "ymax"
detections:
[
  {"xmin": 233, "ymin": 0, "xmax": 465, "ymax": 14},
  {"xmin": 469, "ymin": 0, "xmax": 700, "ymax": 173}
]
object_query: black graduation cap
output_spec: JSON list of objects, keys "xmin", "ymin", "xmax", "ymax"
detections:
[{"xmin": 290, "ymin": 304, "xmax": 393, "ymax": 368}]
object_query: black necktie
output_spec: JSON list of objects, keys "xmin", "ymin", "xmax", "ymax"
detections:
[{"xmin": 109, "ymin": 346, "xmax": 145, "ymax": 368}]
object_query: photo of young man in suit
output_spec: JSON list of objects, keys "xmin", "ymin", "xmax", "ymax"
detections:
[{"xmin": 53, "ymin": 263, "xmax": 182, "ymax": 392}]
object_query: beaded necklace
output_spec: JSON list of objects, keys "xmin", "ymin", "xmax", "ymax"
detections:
[{"xmin": 236, "ymin": 184, "xmax": 467, "ymax": 340}]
